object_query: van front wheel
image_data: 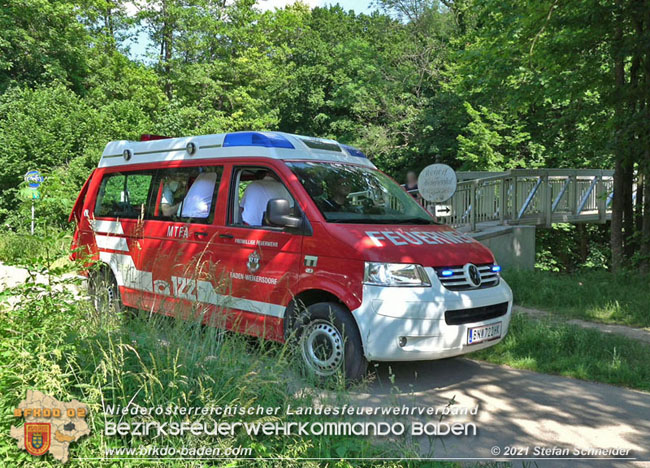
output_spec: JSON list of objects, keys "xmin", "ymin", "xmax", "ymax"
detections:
[{"xmin": 296, "ymin": 302, "xmax": 367, "ymax": 381}]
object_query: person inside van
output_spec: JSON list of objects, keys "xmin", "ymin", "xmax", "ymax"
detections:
[
  {"xmin": 181, "ymin": 172, "xmax": 217, "ymax": 218},
  {"xmin": 160, "ymin": 175, "xmax": 187, "ymax": 216},
  {"xmin": 240, "ymin": 172, "xmax": 292, "ymax": 226},
  {"xmin": 321, "ymin": 177, "xmax": 366, "ymax": 213},
  {"xmin": 325, "ymin": 181, "xmax": 353, "ymax": 211}
]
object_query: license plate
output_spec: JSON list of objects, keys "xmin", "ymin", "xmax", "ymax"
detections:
[{"xmin": 467, "ymin": 322, "xmax": 502, "ymax": 345}]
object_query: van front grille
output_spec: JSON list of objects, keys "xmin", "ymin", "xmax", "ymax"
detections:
[
  {"xmin": 435, "ymin": 264, "xmax": 500, "ymax": 291},
  {"xmin": 445, "ymin": 302, "xmax": 509, "ymax": 325}
]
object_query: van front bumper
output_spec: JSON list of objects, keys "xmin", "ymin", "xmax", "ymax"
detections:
[{"xmin": 351, "ymin": 270, "xmax": 513, "ymax": 362}]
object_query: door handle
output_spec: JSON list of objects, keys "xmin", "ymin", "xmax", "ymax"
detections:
[
  {"xmin": 194, "ymin": 231, "xmax": 208, "ymax": 239},
  {"xmin": 219, "ymin": 233, "xmax": 234, "ymax": 239}
]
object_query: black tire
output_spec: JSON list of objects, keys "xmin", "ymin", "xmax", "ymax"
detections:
[
  {"xmin": 294, "ymin": 302, "xmax": 368, "ymax": 382},
  {"xmin": 88, "ymin": 267, "xmax": 122, "ymax": 315}
]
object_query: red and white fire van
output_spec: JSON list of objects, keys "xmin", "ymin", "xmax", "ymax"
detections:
[{"xmin": 70, "ymin": 131, "xmax": 512, "ymax": 380}]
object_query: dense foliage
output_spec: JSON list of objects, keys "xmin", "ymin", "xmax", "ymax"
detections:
[{"xmin": 0, "ymin": 0, "xmax": 649, "ymax": 270}]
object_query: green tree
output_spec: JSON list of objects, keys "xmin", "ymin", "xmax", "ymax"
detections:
[
  {"xmin": 0, "ymin": 0, "xmax": 90, "ymax": 92},
  {"xmin": 456, "ymin": 102, "xmax": 544, "ymax": 170},
  {"xmin": 0, "ymin": 86, "xmax": 100, "ymax": 207},
  {"xmin": 454, "ymin": 0, "xmax": 650, "ymax": 272}
]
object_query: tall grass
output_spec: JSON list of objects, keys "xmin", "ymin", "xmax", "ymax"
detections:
[
  {"xmin": 504, "ymin": 269, "xmax": 650, "ymax": 328},
  {"xmin": 474, "ymin": 313, "xmax": 650, "ymax": 391},
  {"xmin": 0, "ymin": 270, "xmax": 462, "ymax": 467}
]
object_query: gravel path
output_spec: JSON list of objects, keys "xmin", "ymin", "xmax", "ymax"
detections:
[{"xmin": 0, "ymin": 262, "xmax": 82, "ymax": 307}]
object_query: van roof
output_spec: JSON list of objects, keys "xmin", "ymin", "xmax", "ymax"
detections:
[{"xmin": 99, "ymin": 131, "xmax": 376, "ymax": 169}]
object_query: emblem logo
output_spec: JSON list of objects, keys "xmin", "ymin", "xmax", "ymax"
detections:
[
  {"xmin": 25, "ymin": 423, "xmax": 51, "ymax": 457},
  {"xmin": 247, "ymin": 251, "xmax": 261, "ymax": 273},
  {"xmin": 463, "ymin": 263, "xmax": 482, "ymax": 288},
  {"xmin": 304, "ymin": 255, "xmax": 318, "ymax": 267},
  {"xmin": 12, "ymin": 390, "xmax": 90, "ymax": 463}
]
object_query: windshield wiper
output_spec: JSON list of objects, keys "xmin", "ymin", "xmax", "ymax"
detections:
[
  {"xmin": 389, "ymin": 218, "xmax": 435, "ymax": 225},
  {"xmin": 327, "ymin": 218, "xmax": 375, "ymax": 224}
]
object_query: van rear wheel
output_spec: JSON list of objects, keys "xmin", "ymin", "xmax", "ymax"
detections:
[
  {"xmin": 89, "ymin": 268, "xmax": 122, "ymax": 315},
  {"xmin": 296, "ymin": 302, "xmax": 367, "ymax": 382}
]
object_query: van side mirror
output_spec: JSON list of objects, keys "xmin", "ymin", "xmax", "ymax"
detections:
[{"xmin": 265, "ymin": 199, "xmax": 302, "ymax": 229}]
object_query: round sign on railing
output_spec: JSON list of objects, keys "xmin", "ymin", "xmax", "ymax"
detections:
[{"xmin": 417, "ymin": 164, "xmax": 457, "ymax": 203}]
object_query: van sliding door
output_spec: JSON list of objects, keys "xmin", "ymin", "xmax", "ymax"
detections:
[{"xmin": 143, "ymin": 164, "xmax": 225, "ymax": 321}]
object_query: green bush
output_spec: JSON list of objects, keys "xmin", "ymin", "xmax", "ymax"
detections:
[
  {"xmin": 535, "ymin": 223, "xmax": 610, "ymax": 272},
  {"xmin": 0, "ymin": 230, "xmax": 70, "ymax": 267}
]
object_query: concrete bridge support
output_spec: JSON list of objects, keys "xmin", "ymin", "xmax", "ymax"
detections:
[{"xmin": 468, "ymin": 225, "xmax": 536, "ymax": 271}]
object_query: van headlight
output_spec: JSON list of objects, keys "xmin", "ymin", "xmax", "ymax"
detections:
[{"xmin": 364, "ymin": 262, "xmax": 431, "ymax": 287}]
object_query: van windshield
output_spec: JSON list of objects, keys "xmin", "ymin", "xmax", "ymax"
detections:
[{"xmin": 287, "ymin": 162, "xmax": 436, "ymax": 224}]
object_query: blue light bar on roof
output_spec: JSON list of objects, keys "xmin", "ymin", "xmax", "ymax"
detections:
[
  {"xmin": 341, "ymin": 144, "xmax": 367, "ymax": 158},
  {"xmin": 223, "ymin": 132, "xmax": 294, "ymax": 149}
]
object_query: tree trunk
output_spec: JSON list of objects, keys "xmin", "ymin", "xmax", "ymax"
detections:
[
  {"xmin": 610, "ymin": 7, "xmax": 626, "ymax": 272},
  {"xmin": 637, "ymin": 174, "xmax": 645, "ymax": 233},
  {"xmin": 106, "ymin": 7, "xmax": 114, "ymax": 41},
  {"xmin": 612, "ymin": 160, "xmax": 625, "ymax": 272},
  {"xmin": 641, "ymin": 1, "xmax": 650, "ymax": 273},
  {"xmin": 623, "ymin": 12, "xmax": 644, "ymax": 258},
  {"xmin": 163, "ymin": 28, "xmax": 173, "ymax": 99},
  {"xmin": 578, "ymin": 223, "xmax": 588, "ymax": 264},
  {"xmin": 641, "ymin": 163, "xmax": 650, "ymax": 274},
  {"xmin": 160, "ymin": 0, "xmax": 173, "ymax": 100},
  {"xmin": 623, "ymin": 162, "xmax": 635, "ymax": 257}
]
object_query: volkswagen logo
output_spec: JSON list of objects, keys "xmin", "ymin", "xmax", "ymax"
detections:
[
  {"xmin": 463, "ymin": 263, "xmax": 482, "ymax": 288},
  {"xmin": 247, "ymin": 251, "xmax": 261, "ymax": 273}
]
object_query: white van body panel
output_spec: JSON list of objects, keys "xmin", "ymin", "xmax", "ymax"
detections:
[{"xmin": 352, "ymin": 270, "xmax": 513, "ymax": 361}]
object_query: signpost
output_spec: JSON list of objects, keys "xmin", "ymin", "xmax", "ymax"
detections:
[
  {"xmin": 434, "ymin": 204, "xmax": 452, "ymax": 217},
  {"xmin": 418, "ymin": 164, "xmax": 457, "ymax": 219},
  {"xmin": 24, "ymin": 170, "xmax": 43, "ymax": 235},
  {"xmin": 417, "ymin": 164, "xmax": 457, "ymax": 203}
]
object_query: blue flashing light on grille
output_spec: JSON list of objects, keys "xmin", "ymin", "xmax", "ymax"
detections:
[
  {"xmin": 223, "ymin": 132, "xmax": 294, "ymax": 149},
  {"xmin": 492, "ymin": 265, "xmax": 502, "ymax": 273},
  {"xmin": 341, "ymin": 144, "xmax": 367, "ymax": 158},
  {"xmin": 441, "ymin": 270, "xmax": 454, "ymax": 277}
]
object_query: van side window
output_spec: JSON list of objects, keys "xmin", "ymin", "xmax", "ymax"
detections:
[
  {"xmin": 95, "ymin": 171, "xmax": 154, "ymax": 218},
  {"xmin": 229, "ymin": 167, "xmax": 295, "ymax": 228},
  {"xmin": 151, "ymin": 166, "xmax": 222, "ymax": 223}
]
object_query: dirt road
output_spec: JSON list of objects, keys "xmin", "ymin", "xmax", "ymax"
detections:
[{"xmin": 354, "ymin": 359, "xmax": 650, "ymax": 466}]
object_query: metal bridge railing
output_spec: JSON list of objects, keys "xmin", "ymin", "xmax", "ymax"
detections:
[{"xmin": 409, "ymin": 169, "xmax": 614, "ymax": 231}]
